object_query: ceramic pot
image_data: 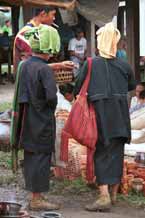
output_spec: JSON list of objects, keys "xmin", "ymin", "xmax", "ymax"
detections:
[
  {"xmin": 0, "ymin": 201, "xmax": 21, "ymax": 216},
  {"xmin": 132, "ymin": 178, "xmax": 144, "ymax": 192}
]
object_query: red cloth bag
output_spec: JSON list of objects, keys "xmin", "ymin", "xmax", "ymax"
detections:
[{"xmin": 61, "ymin": 57, "xmax": 98, "ymax": 182}]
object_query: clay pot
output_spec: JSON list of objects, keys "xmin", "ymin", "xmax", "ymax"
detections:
[
  {"xmin": 132, "ymin": 178, "xmax": 144, "ymax": 192},
  {"xmin": 0, "ymin": 201, "xmax": 21, "ymax": 216}
]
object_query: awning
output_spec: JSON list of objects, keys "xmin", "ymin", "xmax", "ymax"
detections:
[
  {"xmin": 77, "ymin": 0, "xmax": 119, "ymax": 26},
  {"xmin": 0, "ymin": 0, "xmax": 119, "ymax": 25}
]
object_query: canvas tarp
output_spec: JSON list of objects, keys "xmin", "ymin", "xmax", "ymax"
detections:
[
  {"xmin": 77, "ymin": 0, "xmax": 119, "ymax": 26},
  {"xmin": 0, "ymin": 0, "xmax": 119, "ymax": 26}
]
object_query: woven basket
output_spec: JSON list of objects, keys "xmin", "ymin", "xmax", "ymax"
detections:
[
  {"xmin": 53, "ymin": 140, "xmax": 87, "ymax": 180},
  {"xmin": 54, "ymin": 69, "xmax": 74, "ymax": 84}
]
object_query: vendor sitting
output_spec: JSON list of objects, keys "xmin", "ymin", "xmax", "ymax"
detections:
[
  {"xmin": 130, "ymin": 89, "xmax": 145, "ymax": 130},
  {"xmin": 125, "ymin": 90, "xmax": 145, "ymax": 156},
  {"xmin": 130, "ymin": 90, "xmax": 145, "ymax": 115},
  {"xmin": 130, "ymin": 82, "xmax": 145, "ymax": 109}
]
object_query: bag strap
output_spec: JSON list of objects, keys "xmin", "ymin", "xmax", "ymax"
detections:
[{"xmin": 79, "ymin": 57, "xmax": 92, "ymax": 96}]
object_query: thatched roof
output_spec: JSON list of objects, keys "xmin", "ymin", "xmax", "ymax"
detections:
[{"xmin": 0, "ymin": 0, "xmax": 119, "ymax": 26}]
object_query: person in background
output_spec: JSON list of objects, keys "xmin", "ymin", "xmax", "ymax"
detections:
[
  {"xmin": 74, "ymin": 22, "xmax": 136, "ymax": 212},
  {"xmin": 130, "ymin": 89, "xmax": 145, "ymax": 114},
  {"xmin": 13, "ymin": 6, "xmax": 74, "ymax": 74},
  {"xmin": 2, "ymin": 20, "xmax": 12, "ymax": 36},
  {"xmin": 11, "ymin": 25, "xmax": 60, "ymax": 210},
  {"xmin": 13, "ymin": 6, "xmax": 56, "ymax": 73},
  {"xmin": 138, "ymin": 89, "xmax": 145, "ymax": 104},
  {"xmin": 130, "ymin": 82, "xmax": 145, "ymax": 109},
  {"xmin": 56, "ymin": 83, "xmax": 74, "ymax": 113},
  {"xmin": 68, "ymin": 28, "xmax": 87, "ymax": 77},
  {"xmin": 116, "ymin": 37, "xmax": 127, "ymax": 61},
  {"xmin": 59, "ymin": 83, "xmax": 74, "ymax": 103}
]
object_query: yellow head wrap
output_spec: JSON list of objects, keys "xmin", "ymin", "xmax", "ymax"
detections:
[{"xmin": 96, "ymin": 22, "xmax": 121, "ymax": 59}]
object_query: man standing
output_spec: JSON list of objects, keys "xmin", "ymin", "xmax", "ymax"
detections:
[
  {"xmin": 13, "ymin": 6, "xmax": 74, "ymax": 76},
  {"xmin": 13, "ymin": 6, "xmax": 56, "ymax": 74},
  {"xmin": 2, "ymin": 20, "xmax": 12, "ymax": 36}
]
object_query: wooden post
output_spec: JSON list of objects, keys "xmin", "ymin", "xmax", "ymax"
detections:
[
  {"xmin": 126, "ymin": 0, "xmax": 140, "ymax": 80},
  {"xmin": 117, "ymin": 6, "xmax": 125, "ymax": 35},
  {"xmin": 0, "ymin": 64, "xmax": 2, "ymax": 84},
  {"xmin": 86, "ymin": 21, "xmax": 95, "ymax": 57},
  {"xmin": 90, "ymin": 22, "xmax": 96, "ymax": 56},
  {"xmin": 23, "ymin": 6, "xmax": 34, "ymax": 25},
  {"xmin": 12, "ymin": 6, "xmax": 20, "ymax": 35}
]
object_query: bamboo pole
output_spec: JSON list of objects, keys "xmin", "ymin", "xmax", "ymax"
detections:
[
  {"xmin": 12, "ymin": 148, "xmax": 18, "ymax": 173},
  {"xmin": 1, "ymin": 0, "xmax": 77, "ymax": 10}
]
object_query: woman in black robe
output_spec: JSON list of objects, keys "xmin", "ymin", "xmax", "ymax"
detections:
[
  {"xmin": 74, "ymin": 22, "xmax": 136, "ymax": 212},
  {"xmin": 16, "ymin": 24, "xmax": 60, "ymax": 210}
]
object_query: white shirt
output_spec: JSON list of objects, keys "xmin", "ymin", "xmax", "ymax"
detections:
[
  {"xmin": 130, "ymin": 96, "xmax": 139, "ymax": 109},
  {"xmin": 56, "ymin": 91, "xmax": 72, "ymax": 113},
  {"xmin": 68, "ymin": 37, "xmax": 87, "ymax": 57}
]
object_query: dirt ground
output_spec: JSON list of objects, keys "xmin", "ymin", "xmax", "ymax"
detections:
[
  {"xmin": 0, "ymin": 83, "xmax": 145, "ymax": 218},
  {"xmin": 0, "ymin": 83, "xmax": 14, "ymax": 104},
  {"xmin": 0, "ymin": 165, "xmax": 145, "ymax": 218}
]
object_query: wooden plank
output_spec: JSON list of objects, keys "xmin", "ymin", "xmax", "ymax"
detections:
[
  {"xmin": 86, "ymin": 21, "xmax": 96, "ymax": 56},
  {"xmin": 0, "ymin": 0, "xmax": 76, "ymax": 10},
  {"xmin": 117, "ymin": 6, "xmax": 125, "ymax": 35},
  {"xmin": 11, "ymin": 6, "xmax": 20, "ymax": 36},
  {"xmin": 126, "ymin": 0, "xmax": 140, "ymax": 80}
]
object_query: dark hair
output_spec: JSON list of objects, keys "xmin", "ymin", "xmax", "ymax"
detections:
[
  {"xmin": 66, "ymin": 83, "xmax": 74, "ymax": 94},
  {"xmin": 33, "ymin": 6, "xmax": 56, "ymax": 16},
  {"xmin": 136, "ymin": 81, "xmax": 145, "ymax": 87},
  {"xmin": 5, "ymin": 20, "xmax": 10, "ymax": 24},
  {"xmin": 59, "ymin": 83, "xmax": 74, "ymax": 96},
  {"xmin": 139, "ymin": 90, "xmax": 145, "ymax": 99},
  {"xmin": 75, "ymin": 28, "xmax": 84, "ymax": 37}
]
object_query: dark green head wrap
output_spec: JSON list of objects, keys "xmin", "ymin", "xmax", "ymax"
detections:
[{"xmin": 24, "ymin": 24, "xmax": 60, "ymax": 54}]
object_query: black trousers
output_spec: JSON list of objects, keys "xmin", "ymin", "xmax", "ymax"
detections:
[
  {"xmin": 94, "ymin": 138, "xmax": 125, "ymax": 185},
  {"xmin": 24, "ymin": 151, "xmax": 52, "ymax": 192}
]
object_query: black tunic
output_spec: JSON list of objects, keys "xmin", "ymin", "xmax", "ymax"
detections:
[
  {"xmin": 74, "ymin": 56, "xmax": 136, "ymax": 185},
  {"xmin": 74, "ymin": 56, "xmax": 136, "ymax": 145},
  {"xmin": 18, "ymin": 56, "xmax": 57, "ymax": 153}
]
